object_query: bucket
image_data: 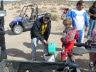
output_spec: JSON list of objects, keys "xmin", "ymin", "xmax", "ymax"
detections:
[
  {"xmin": 48, "ymin": 42, "xmax": 56, "ymax": 55},
  {"xmin": 44, "ymin": 53, "xmax": 55, "ymax": 62}
]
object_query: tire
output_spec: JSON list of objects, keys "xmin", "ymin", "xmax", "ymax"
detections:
[
  {"xmin": 13, "ymin": 25, "xmax": 23, "ymax": 35},
  {"xmin": 89, "ymin": 61, "xmax": 96, "ymax": 72}
]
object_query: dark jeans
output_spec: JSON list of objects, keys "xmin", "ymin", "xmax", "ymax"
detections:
[{"xmin": 87, "ymin": 19, "xmax": 96, "ymax": 37}]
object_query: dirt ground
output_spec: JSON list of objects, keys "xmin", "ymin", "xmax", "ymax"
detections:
[{"xmin": 4, "ymin": 2, "xmax": 91, "ymax": 72}]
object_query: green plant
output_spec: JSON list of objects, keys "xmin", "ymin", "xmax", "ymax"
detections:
[
  {"xmin": 9, "ymin": 7, "xmax": 14, "ymax": 10},
  {"xmin": 13, "ymin": 14, "xmax": 18, "ymax": 18},
  {"xmin": 14, "ymin": 6, "xmax": 21, "ymax": 9},
  {"xmin": 51, "ymin": 13, "xmax": 59, "ymax": 21},
  {"xmin": 49, "ymin": 7, "xmax": 57, "ymax": 12},
  {"xmin": 16, "ymin": 9, "xmax": 21, "ymax": 13},
  {"xmin": 39, "ymin": 8, "xmax": 45, "ymax": 14}
]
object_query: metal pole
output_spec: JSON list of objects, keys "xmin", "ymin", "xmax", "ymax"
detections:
[
  {"xmin": 1, "ymin": 0, "xmax": 4, "ymax": 10},
  {"xmin": 0, "ymin": 0, "xmax": 7, "ymax": 62},
  {"xmin": 0, "ymin": 0, "xmax": 4, "ymax": 28}
]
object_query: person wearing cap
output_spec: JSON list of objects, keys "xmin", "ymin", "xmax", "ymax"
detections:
[{"xmin": 30, "ymin": 13, "xmax": 51, "ymax": 60}]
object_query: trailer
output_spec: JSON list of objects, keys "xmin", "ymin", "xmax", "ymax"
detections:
[{"xmin": 0, "ymin": 59, "xmax": 80, "ymax": 72}]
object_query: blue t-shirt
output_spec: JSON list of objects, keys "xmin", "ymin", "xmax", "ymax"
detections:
[{"xmin": 67, "ymin": 8, "xmax": 89, "ymax": 30}]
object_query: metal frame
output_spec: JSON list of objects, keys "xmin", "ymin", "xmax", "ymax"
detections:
[
  {"xmin": 0, "ymin": 0, "xmax": 7, "ymax": 62},
  {"xmin": 0, "ymin": 59, "xmax": 79, "ymax": 72},
  {"xmin": 19, "ymin": 4, "xmax": 38, "ymax": 18}
]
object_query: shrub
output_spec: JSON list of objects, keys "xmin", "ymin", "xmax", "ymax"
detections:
[
  {"xmin": 51, "ymin": 13, "xmax": 59, "ymax": 21},
  {"xmin": 16, "ymin": 9, "xmax": 21, "ymax": 13},
  {"xmin": 49, "ymin": 7, "xmax": 57, "ymax": 13}
]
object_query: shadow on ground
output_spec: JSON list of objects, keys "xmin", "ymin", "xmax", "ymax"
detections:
[
  {"xmin": 56, "ymin": 48, "xmax": 62, "ymax": 51},
  {"xmin": 75, "ymin": 59, "xmax": 89, "ymax": 72},
  {"xmin": 23, "ymin": 42, "xmax": 44, "ymax": 50},
  {"xmin": 5, "ymin": 30, "xmax": 14, "ymax": 35},
  {"xmin": 23, "ymin": 42, "xmax": 32, "ymax": 48},
  {"xmin": 6, "ymin": 48, "xmax": 32, "ymax": 60},
  {"xmin": 6, "ymin": 48, "xmax": 44, "ymax": 61},
  {"xmin": 51, "ymin": 32, "xmax": 63, "ymax": 35}
]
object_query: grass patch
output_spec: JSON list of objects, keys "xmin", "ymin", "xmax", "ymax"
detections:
[
  {"xmin": 51, "ymin": 13, "xmax": 59, "ymax": 21},
  {"xmin": 16, "ymin": 9, "xmax": 21, "ymax": 13},
  {"xmin": 49, "ymin": 7, "xmax": 57, "ymax": 13}
]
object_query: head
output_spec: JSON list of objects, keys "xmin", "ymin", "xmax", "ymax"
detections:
[
  {"xmin": 43, "ymin": 13, "xmax": 51, "ymax": 24},
  {"xmin": 63, "ymin": 8, "xmax": 69, "ymax": 14},
  {"xmin": 92, "ymin": 1, "xmax": 96, "ymax": 8},
  {"xmin": 76, "ymin": 1, "xmax": 85, "ymax": 10},
  {"xmin": 63, "ymin": 18, "xmax": 72, "ymax": 28}
]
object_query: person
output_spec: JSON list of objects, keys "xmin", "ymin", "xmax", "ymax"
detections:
[
  {"xmin": 67, "ymin": 1, "xmax": 89, "ymax": 43},
  {"xmin": 30, "ymin": 13, "xmax": 51, "ymax": 60},
  {"xmin": 61, "ymin": 8, "xmax": 69, "ymax": 20},
  {"xmin": 61, "ymin": 18, "xmax": 79, "ymax": 62},
  {"xmin": 87, "ymin": 1, "xmax": 96, "ymax": 38}
]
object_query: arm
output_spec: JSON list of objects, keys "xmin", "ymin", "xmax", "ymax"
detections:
[
  {"xmin": 88, "ymin": 7, "xmax": 96, "ymax": 17},
  {"xmin": 88, "ymin": 7, "xmax": 95, "ymax": 17},
  {"xmin": 88, "ymin": 12, "xmax": 94, "ymax": 17},
  {"xmin": 44, "ymin": 21, "xmax": 51, "ymax": 41},
  {"xmin": 84, "ymin": 12, "xmax": 89, "ymax": 29},
  {"xmin": 31, "ymin": 21, "xmax": 44, "ymax": 42},
  {"xmin": 61, "ymin": 37, "xmax": 69, "ymax": 44}
]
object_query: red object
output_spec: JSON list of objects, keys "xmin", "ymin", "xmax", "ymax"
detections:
[
  {"xmin": 63, "ymin": 8, "xmax": 69, "ymax": 14},
  {"xmin": 63, "ymin": 10, "xmax": 67, "ymax": 14},
  {"xmin": 61, "ymin": 27, "xmax": 79, "ymax": 60}
]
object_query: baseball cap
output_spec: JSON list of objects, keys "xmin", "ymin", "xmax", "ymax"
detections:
[{"xmin": 44, "ymin": 13, "xmax": 51, "ymax": 19}]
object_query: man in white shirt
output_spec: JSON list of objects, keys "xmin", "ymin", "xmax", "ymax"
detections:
[{"xmin": 67, "ymin": 1, "xmax": 89, "ymax": 43}]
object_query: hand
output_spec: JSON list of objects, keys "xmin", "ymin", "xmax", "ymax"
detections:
[
  {"xmin": 43, "ymin": 40, "xmax": 48, "ymax": 44},
  {"xmin": 61, "ymin": 37, "xmax": 65, "ymax": 43},
  {"xmin": 93, "ymin": 14, "xmax": 96, "ymax": 17},
  {"xmin": 85, "ymin": 27, "xmax": 88, "ymax": 32}
]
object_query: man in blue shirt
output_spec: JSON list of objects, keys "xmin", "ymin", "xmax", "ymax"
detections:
[{"xmin": 67, "ymin": 1, "xmax": 89, "ymax": 43}]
